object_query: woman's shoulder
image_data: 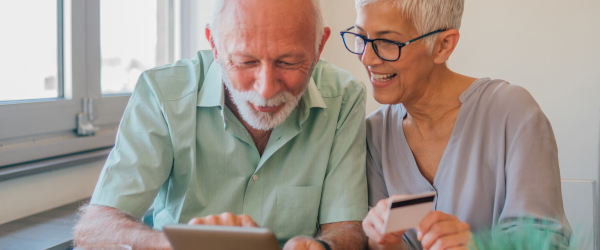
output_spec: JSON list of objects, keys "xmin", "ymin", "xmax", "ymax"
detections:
[
  {"xmin": 466, "ymin": 78, "xmax": 543, "ymax": 119},
  {"xmin": 366, "ymin": 104, "xmax": 405, "ymax": 130},
  {"xmin": 366, "ymin": 104, "xmax": 405, "ymax": 146}
]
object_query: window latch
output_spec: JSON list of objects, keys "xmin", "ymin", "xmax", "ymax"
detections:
[{"xmin": 76, "ymin": 97, "xmax": 99, "ymax": 136}]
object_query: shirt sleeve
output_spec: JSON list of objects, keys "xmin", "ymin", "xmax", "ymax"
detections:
[
  {"xmin": 318, "ymin": 80, "xmax": 369, "ymax": 225},
  {"xmin": 90, "ymin": 72, "xmax": 174, "ymax": 219},
  {"xmin": 499, "ymin": 108, "xmax": 571, "ymax": 246},
  {"xmin": 366, "ymin": 111, "xmax": 389, "ymax": 207}
]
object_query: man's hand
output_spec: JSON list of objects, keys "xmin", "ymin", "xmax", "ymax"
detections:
[
  {"xmin": 187, "ymin": 212, "xmax": 258, "ymax": 227},
  {"xmin": 283, "ymin": 236, "xmax": 326, "ymax": 250},
  {"xmin": 74, "ymin": 205, "xmax": 173, "ymax": 250},
  {"xmin": 283, "ymin": 221, "xmax": 366, "ymax": 250},
  {"xmin": 363, "ymin": 196, "xmax": 407, "ymax": 250},
  {"xmin": 417, "ymin": 211, "xmax": 471, "ymax": 250}
]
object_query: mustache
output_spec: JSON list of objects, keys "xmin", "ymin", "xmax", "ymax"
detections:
[{"xmin": 233, "ymin": 89, "xmax": 296, "ymax": 108}]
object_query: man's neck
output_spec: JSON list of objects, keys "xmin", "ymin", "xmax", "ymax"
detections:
[{"xmin": 224, "ymin": 87, "xmax": 272, "ymax": 156}]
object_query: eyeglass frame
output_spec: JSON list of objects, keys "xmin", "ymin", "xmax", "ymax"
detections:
[{"xmin": 340, "ymin": 26, "xmax": 448, "ymax": 62}]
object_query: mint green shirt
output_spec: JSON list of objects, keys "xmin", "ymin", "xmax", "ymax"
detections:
[{"xmin": 90, "ymin": 50, "xmax": 368, "ymax": 243}]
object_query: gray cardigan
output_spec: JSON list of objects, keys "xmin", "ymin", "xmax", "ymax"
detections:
[{"xmin": 366, "ymin": 78, "xmax": 571, "ymax": 249}]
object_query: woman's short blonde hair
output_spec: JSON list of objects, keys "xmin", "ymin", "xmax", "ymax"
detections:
[{"xmin": 355, "ymin": 0, "xmax": 464, "ymax": 53}]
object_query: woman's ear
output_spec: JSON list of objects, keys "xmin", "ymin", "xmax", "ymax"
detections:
[{"xmin": 433, "ymin": 29, "xmax": 460, "ymax": 64}]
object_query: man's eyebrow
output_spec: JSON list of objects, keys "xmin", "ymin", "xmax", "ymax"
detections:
[
  {"xmin": 230, "ymin": 52, "xmax": 257, "ymax": 59},
  {"xmin": 278, "ymin": 52, "xmax": 304, "ymax": 59},
  {"xmin": 237, "ymin": 53, "xmax": 254, "ymax": 57}
]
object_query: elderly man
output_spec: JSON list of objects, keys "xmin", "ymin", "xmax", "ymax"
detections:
[{"xmin": 74, "ymin": 0, "xmax": 368, "ymax": 249}]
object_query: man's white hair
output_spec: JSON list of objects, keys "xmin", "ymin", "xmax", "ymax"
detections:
[
  {"xmin": 209, "ymin": 0, "xmax": 325, "ymax": 54},
  {"xmin": 355, "ymin": 0, "xmax": 464, "ymax": 53}
]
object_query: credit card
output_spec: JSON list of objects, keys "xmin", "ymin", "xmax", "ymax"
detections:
[{"xmin": 382, "ymin": 192, "xmax": 436, "ymax": 234}]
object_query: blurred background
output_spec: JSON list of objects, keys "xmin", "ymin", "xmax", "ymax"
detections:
[{"xmin": 0, "ymin": 0, "xmax": 598, "ymax": 248}]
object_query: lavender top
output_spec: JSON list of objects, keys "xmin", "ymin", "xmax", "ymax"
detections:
[{"xmin": 366, "ymin": 78, "xmax": 571, "ymax": 249}]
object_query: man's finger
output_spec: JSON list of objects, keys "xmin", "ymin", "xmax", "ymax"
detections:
[
  {"xmin": 219, "ymin": 212, "xmax": 237, "ymax": 226},
  {"xmin": 282, "ymin": 236, "xmax": 314, "ymax": 250},
  {"xmin": 239, "ymin": 214, "xmax": 258, "ymax": 227},
  {"xmin": 204, "ymin": 215, "xmax": 221, "ymax": 225},
  {"xmin": 188, "ymin": 217, "xmax": 205, "ymax": 225}
]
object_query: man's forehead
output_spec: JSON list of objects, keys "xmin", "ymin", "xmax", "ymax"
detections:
[
  {"xmin": 221, "ymin": 0, "xmax": 315, "ymax": 32},
  {"xmin": 216, "ymin": 0, "xmax": 319, "ymax": 58},
  {"xmin": 223, "ymin": 33, "xmax": 312, "ymax": 59}
]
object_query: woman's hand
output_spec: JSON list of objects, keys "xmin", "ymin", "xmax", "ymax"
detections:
[
  {"xmin": 363, "ymin": 196, "xmax": 407, "ymax": 250},
  {"xmin": 417, "ymin": 211, "xmax": 472, "ymax": 250}
]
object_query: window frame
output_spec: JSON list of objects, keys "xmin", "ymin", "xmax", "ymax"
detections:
[{"xmin": 0, "ymin": 0, "xmax": 182, "ymax": 169}]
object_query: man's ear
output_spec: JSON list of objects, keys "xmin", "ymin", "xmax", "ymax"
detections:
[
  {"xmin": 205, "ymin": 24, "xmax": 219, "ymax": 63},
  {"xmin": 316, "ymin": 27, "xmax": 332, "ymax": 60},
  {"xmin": 433, "ymin": 29, "xmax": 460, "ymax": 64}
]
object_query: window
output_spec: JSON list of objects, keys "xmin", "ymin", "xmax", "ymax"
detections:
[
  {"xmin": 101, "ymin": 0, "xmax": 167, "ymax": 94},
  {"xmin": 0, "ymin": 1, "xmax": 61, "ymax": 102},
  {"xmin": 0, "ymin": 0, "xmax": 214, "ymax": 171}
]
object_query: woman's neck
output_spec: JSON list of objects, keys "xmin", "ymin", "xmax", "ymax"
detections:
[{"xmin": 402, "ymin": 67, "xmax": 476, "ymax": 128}]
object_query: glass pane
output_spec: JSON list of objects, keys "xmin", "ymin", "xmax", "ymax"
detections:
[
  {"xmin": 0, "ymin": 1, "xmax": 59, "ymax": 102},
  {"xmin": 101, "ymin": 0, "xmax": 163, "ymax": 95}
]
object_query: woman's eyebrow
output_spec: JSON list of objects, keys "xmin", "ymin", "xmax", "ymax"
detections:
[
  {"xmin": 377, "ymin": 30, "xmax": 402, "ymax": 36},
  {"xmin": 354, "ymin": 25, "xmax": 403, "ymax": 36}
]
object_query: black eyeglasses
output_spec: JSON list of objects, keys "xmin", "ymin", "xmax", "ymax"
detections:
[{"xmin": 340, "ymin": 27, "xmax": 447, "ymax": 61}]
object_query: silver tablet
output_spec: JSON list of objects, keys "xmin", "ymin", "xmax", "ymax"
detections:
[{"xmin": 163, "ymin": 224, "xmax": 280, "ymax": 250}]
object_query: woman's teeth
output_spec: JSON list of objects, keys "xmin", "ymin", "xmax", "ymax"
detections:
[{"xmin": 372, "ymin": 73, "xmax": 396, "ymax": 82}]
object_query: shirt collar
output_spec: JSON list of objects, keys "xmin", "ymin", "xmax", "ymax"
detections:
[
  {"xmin": 302, "ymin": 77, "xmax": 327, "ymax": 110},
  {"xmin": 197, "ymin": 61, "xmax": 225, "ymax": 109}
]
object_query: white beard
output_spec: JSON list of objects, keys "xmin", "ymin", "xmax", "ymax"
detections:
[{"xmin": 221, "ymin": 68, "xmax": 307, "ymax": 131}]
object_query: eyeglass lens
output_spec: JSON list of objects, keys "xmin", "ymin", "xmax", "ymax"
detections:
[{"xmin": 342, "ymin": 33, "xmax": 400, "ymax": 61}]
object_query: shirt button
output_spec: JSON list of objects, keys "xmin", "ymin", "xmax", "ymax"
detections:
[{"xmin": 252, "ymin": 174, "xmax": 258, "ymax": 181}]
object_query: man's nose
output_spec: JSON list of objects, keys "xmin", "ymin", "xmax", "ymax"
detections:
[
  {"xmin": 254, "ymin": 65, "xmax": 281, "ymax": 99},
  {"xmin": 360, "ymin": 42, "xmax": 384, "ymax": 66}
]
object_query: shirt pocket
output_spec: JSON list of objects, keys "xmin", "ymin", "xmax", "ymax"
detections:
[{"xmin": 276, "ymin": 186, "xmax": 322, "ymax": 240}]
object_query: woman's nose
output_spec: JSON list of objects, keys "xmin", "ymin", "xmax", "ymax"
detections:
[{"xmin": 360, "ymin": 42, "xmax": 384, "ymax": 66}]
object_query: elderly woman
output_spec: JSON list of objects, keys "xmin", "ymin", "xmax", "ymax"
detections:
[{"xmin": 340, "ymin": 0, "xmax": 571, "ymax": 249}]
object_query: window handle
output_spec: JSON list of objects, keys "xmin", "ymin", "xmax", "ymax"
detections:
[{"xmin": 76, "ymin": 97, "xmax": 99, "ymax": 136}]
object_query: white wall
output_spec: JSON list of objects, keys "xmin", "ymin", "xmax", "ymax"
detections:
[
  {"xmin": 0, "ymin": 161, "xmax": 104, "ymax": 225},
  {"xmin": 321, "ymin": 0, "xmax": 600, "ymax": 182},
  {"xmin": 452, "ymin": 0, "xmax": 600, "ymax": 182}
]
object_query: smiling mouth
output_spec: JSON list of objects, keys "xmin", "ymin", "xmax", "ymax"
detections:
[{"xmin": 371, "ymin": 73, "xmax": 397, "ymax": 82}]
